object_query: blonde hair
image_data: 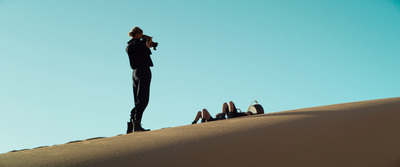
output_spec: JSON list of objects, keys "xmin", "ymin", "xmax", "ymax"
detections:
[{"xmin": 128, "ymin": 27, "xmax": 143, "ymax": 37}]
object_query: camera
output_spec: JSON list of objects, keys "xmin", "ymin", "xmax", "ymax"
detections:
[{"xmin": 142, "ymin": 35, "xmax": 159, "ymax": 50}]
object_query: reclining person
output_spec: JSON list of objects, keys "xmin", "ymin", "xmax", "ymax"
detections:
[
  {"xmin": 192, "ymin": 101, "xmax": 253, "ymax": 124},
  {"xmin": 226, "ymin": 101, "xmax": 253, "ymax": 118},
  {"xmin": 191, "ymin": 108, "xmax": 225, "ymax": 124}
]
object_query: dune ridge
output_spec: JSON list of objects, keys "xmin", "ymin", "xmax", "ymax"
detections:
[{"xmin": 1, "ymin": 97, "xmax": 400, "ymax": 167}]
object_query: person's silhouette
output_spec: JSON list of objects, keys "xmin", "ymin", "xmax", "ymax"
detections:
[{"xmin": 126, "ymin": 27, "xmax": 154, "ymax": 133}]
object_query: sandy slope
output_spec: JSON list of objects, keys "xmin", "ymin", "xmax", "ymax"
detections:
[{"xmin": 1, "ymin": 97, "xmax": 400, "ymax": 167}]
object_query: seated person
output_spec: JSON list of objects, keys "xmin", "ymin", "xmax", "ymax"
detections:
[{"xmin": 192, "ymin": 101, "xmax": 253, "ymax": 124}]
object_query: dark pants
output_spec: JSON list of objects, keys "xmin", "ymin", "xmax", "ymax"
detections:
[{"xmin": 131, "ymin": 67, "xmax": 152, "ymax": 125}]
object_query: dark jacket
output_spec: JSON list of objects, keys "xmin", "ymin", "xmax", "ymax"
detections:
[{"xmin": 126, "ymin": 38, "xmax": 153, "ymax": 69}]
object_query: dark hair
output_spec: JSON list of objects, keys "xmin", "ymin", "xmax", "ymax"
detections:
[{"xmin": 128, "ymin": 27, "xmax": 143, "ymax": 37}]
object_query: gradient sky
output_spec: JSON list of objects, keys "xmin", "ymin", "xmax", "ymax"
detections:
[{"xmin": 1, "ymin": 0, "xmax": 399, "ymax": 153}]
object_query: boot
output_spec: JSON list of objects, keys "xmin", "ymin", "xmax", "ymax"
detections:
[
  {"xmin": 134, "ymin": 124, "xmax": 150, "ymax": 132},
  {"xmin": 126, "ymin": 119, "xmax": 133, "ymax": 134},
  {"xmin": 133, "ymin": 119, "xmax": 150, "ymax": 132}
]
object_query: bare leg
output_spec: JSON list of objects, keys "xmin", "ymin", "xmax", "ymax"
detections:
[
  {"xmin": 222, "ymin": 102, "xmax": 229, "ymax": 114},
  {"xmin": 192, "ymin": 111, "xmax": 202, "ymax": 124},
  {"xmin": 202, "ymin": 109, "xmax": 212, "ymax": 122},
  {"xmin": 229, "ymin": 101, "xmax": 238, "ymax": 114}
]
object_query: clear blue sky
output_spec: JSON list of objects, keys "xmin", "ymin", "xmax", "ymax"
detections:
[{"xmin": 1, "ymin": 0, "xmax": 399, "ymax": 153}]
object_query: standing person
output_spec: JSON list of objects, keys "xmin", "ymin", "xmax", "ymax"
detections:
[{"xmin": 126, "ymin": 27, "xmax": 155, "ymax": 133}]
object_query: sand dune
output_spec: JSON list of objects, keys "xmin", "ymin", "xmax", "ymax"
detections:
[{"xmin": 1, "ymin": 97, "xmax": 400, "ymax": 167}]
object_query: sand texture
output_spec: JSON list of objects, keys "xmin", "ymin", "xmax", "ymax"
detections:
[{"xmin": 1, "ymin": 97, "xmax": 400, "ymax": 167}]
